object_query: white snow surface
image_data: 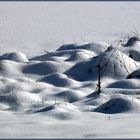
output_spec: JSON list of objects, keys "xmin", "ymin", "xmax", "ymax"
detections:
[
  {"xmin": 1, "ymin": 1, "xmax": 140, "ymax": 139},
  {"xmin": 0, "ymin": 40, "xmax": 140, "ymax": 138}
]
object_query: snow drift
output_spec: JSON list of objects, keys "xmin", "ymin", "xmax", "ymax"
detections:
[
  {"xmin": 0, "ymin": 39, "xmax": 140, "ymax": 138},
  {"xmin": 94, "ymin": 97, "xmax": 140, "ymax": 114},
  {"xmin": 0, "ymin": 52, "xmax": 28, "ymax": 62},
  {"xmin": 65, "ymin": 47, "xmax": 140, "ymax": 81}
]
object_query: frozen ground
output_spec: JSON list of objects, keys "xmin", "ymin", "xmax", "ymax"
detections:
[{"xmin": 1, "ymin": 1, "xmax": 140, "ymax": 139}]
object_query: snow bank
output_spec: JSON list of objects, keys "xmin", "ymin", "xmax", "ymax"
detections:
[
  {"xmin": 38, "ymin": 72, "xmax": 80, "ymax": 87},
  {"xmin": 127, "ymin": 69, "xmax": 140, "ymax": 79},
  {"xmin": 54, "ymin": 90, "xmax": 86, "ymax": 103},
  {"xmin": 57, "ymin": 42, "xmax": 108, "ymax": 55},
  {"xmin": 30, "ymin": 49, "xmax": 95, "ymax": 62},
  {"xmin": 0, "ymin": 52, "xmax": 28, "ymax": 62},
  {"xmin": 31, "ymin": 103, "xmax": 80, "ymax": 120},
  {"xmin": 65, "ymin": 48, "xmax": 140, "ymax": 81},
  {"xmin": 121, "ymin": 39, "xmax": 140, "ymax": 61},
  {"xmin": 94, "ymin": 97, "xmax": 140, "ymax": 114},
  {"xmin": 22, "ymin": 61, "xmax": 72, "ymax": 75},
  {"xmin": 107, "ymin": 79, "xmax": 140, "ymax": 89}
]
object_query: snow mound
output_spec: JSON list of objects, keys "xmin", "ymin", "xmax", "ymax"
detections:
[
  {"xmin": 38, "ymin": 72, "xmax": 80, "ymax": 87},
  {"xmin": 18, "ymin": 91, "xmax": 41, "ymax": 103},
  {"xmin": 47, "ymin": 56, "xmax": 67, "ymax": 62},
  {"xmin": 54, "ymin": 90, "xmax": 86, "ymax": 103},
  {"xmin": 127, "ymin": 69, "xmax": 140, "ymax": 79},
  {"xmin": 65, "ymin": 48, "xmax": 140, "ymax": 81},
  {"xmin": 94, "ymin": 98, "xmax": 140, "ymax": 114},
  {"xmin": 0, "ymin": 52, "xmax": 28, "ymax": 62},
  {"xmin": 30, "ymin": 49, "xmax": 95, "ymax": 62},
  {"xmin": 121, "ymin": 40, "xmax": 140, "ymax": 61},
  {"xmin": 52, "ymin": 108, "xmax": 80, "ymax": 120},
  {"xmin": 30, "ymin": 50, "xmax": 71, "ymax": 61},
  {"xmin": 84, "ymin": 93, "xmax": 110, "ymax": 106},
  {"xmin": 65, "ymin": 51, "xmax": 94, "ymax": 62},
  {"xmin": 107, "ymin": 79, "xmax": 140, "ymax": 89},
  {"xmin": 129, "ymin": 50, "xmax": 140, "ymax": 61},
  {"xmin": 0, "ymin": 94, "xmax": 21, "ymax": 110},
  {"xmin": 57, "ymin": 42, "xmax": 108, "ymax": 55},
  {"xmin": 22, "ymin": 61, "xmax": 72, "ymax": 75},
  {"xmin": 33, "ymin": 103, "xmax": 80, "ymax": 120},
  {"xmin": 57, "ymin": 43, "xmax": 78, "ymax": 51},
  {"xmin": 122, "ymin": 36, "xmax": 140, "ymax": 47},
  {"xmin": 0, "ymin": 60, "xmax": 22, "ymax": 76}
]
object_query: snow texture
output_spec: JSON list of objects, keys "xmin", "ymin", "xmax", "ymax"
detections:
[{"xmin": 1, "ymin": 2, "xmax": 140, "ymax": 139}]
